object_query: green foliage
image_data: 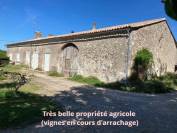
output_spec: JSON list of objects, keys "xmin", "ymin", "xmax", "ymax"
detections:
[
  {"xmin": 0, "ymin": 50, "xmax": 9, "ymax": 66},
  {"xmin": 0, "ymin": 69, "xmax": 6, "ymax": 80},
  {"xmin": 48, "ymin": 71, "xmax": 64, "ymax": 77},
  {"xmin": 97, "ymin": 79, "xmax": 175, "ymax": 94},
  {"xmin": 134, "ymin": 49, "xmax": 153, "ymax": 68},
  {"xmin": 69, "ymin": 75, "xmax": 103, "ymax": 85},
  {"xmin": 0, "ymin": 50, "xmax": 7, "ymax": 58},
  {"xmin": 126, "ymin": 80, "xmax": 174, "ymax": 93},
  {"xmin": 0, "ymin": 82, "xmax": 61, "ymax": 129},
  {"xmin": 95, "ymin": 81, "xmax": 122, "ymax": 89},
  {"xmin": 0, "ymin": 64, "xmax": 27, "ymax": 72},
  {"xmin": 69, "ymin": 73, "xmax": 176, "ymax": 94},
  {"xmin": 0, "ymin": 75, "xmax": 6, "ymax": 80},
  {"xmin": 0, "ymin": 59, "xmax": 9, "ymax": 67},
  {"xmin": 132, "ymin": 49, "xmax": 153, "ymax": 80},
  {"xmin": 163, "ymin": 0, "xmax": 177, "ymax": 20},
  {"xmin": 158, "ymin": 72, "xmax": 177, "ymax": 89},
  {"xmin": 20, "ymin": 83, "xmax": 41, "ymax": 93}
]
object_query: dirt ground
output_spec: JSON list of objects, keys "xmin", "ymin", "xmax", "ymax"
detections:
[{"xmin": 1, "ymin": 72, "xmax": 177, "ymax": 133}]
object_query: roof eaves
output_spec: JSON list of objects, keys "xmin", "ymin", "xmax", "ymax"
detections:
[{"xmin": 7, "ymin": 18, "xmax": 166, "ymax": 46}]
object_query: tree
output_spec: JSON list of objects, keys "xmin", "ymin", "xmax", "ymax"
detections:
[
  {"xmin": 0, "ymin": 50, "xmax": 7, "ymax": 58},
  {"xmin": 162, "ymin": 0, "xmax": 177, "ymax": 20},
  {"xmin": 0, "ymin": 50, "xmax": 9, "ymax": 66}
]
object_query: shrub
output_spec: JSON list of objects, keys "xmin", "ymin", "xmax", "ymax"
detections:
[
  {"xmin": 131, "ymin": 48, "xmax": 153, "ymax": 80},
  {"xmin": 48, "ymin": 71, "xmax": 64, "ymax": 77},
  {"xmin": 134, "ymin": 49, "xmax": 153, "ymax": 68},
  {"xmin": 0, "ymin": 50, "xmax": 7, "ymax": 58},
  {"xmin": 0, "ymin": 50, "xmax": 9, "ymax": 67},
  {"xmin": 69, "ymin": 74, "xmax": 176, "ymax": 94},
  {"xmin": 158, "ymin": 72, "xmax": 177, "ymax": 87},
  {"xmin": 120, "ymin": 80, "xmax": 174, "ymax": 93},
  {"xmin": 141, "ymin": 80, "xmax": 172, "ymax": 93}
]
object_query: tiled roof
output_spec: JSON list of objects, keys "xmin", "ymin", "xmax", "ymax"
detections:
[
  {"xmin": 37, "ymin": 18, "xmax": 166, "ymax": 39},
  {"xmin": 7, "ymin": 18, "xmax": 166, "ymax": 45}
]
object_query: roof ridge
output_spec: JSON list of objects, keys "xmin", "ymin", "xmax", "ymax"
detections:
[
  {"xmin": 7, "ymin": 18, "xmax": 166, "ymax": 45},
  {"xmin": 35, "ymin": 18, "xmax": 166, "ymax": 40}
]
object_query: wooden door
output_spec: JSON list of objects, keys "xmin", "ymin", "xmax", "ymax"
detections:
[
  {"xmin": 31, "ymin": 53, "xmax": 38, "ymax": 70},
  {"xmin": 16, "ymin": 53, "xmax": 20, "ymax": 62},
  {"xmin": 25, "ymin": 51, "xmax": 30, "ymax": 65},
  {"xmin": 44, "ymin": 54, "xmax": 50, "ymax": 71},
  {"xmin": 62, "ymin": 44, "xmax": 78, "ymax": 76}
]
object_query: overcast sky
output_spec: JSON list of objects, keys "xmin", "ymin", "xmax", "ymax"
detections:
[{"xmin": 0, "ymin": 0, "xmax": 176, "ymax": 50}]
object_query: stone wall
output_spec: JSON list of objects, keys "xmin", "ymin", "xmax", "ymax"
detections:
[
  {"xmin": 7, "ymin": 36, "xmax": 128, "ymax": 82},
  {"xmin": 130, "ymin": 21, "xmax": 177, "ymax": 76},
  {"xmin": 7, "ymin": 46, "xmax": 31, "ymax": 64},
  {"xmin": 48, "ymin": 37, "xmax": 128, "ymax": 83},
  {"xmin": 7, "ymin": 21, "xmax": 177, "ymax": 83},
  {"xmin": 76, "ymin": 37, "xmax": 128, "ymax": 82}
]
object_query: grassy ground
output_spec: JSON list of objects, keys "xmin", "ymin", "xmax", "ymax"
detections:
[
  {"xmin": 0, "ymin": 65, "xmax": 62, "ymax": 129},
  {"xmin": 0, "ymin": 81, "xmax": 61, "ymax": 129},
  {"xmin": 0, "ymin": 75, "xmax": 6, "ymax": 80},
  {"xmin": 0, "ymin": 64, "xmax": 28, "ymax": 73},
  {"xmin": 69, "ymin": 74, "xmax": 177, "ymax": 94},
  {"xmin": 48, "ymin": 71, "xmax": 64, "ymax": 77},
  {"xmin": 68, "ymin": 75, "xmax": 103, "ymax": 85},
  {"xmin": 20, "ymin": 82, "xmax": 41, "ymax": 93},
  {"xmin": 0, "ymin": 70, "xmax": 7, "ymax": 81}
]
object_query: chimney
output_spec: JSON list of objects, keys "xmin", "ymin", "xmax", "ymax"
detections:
[
  {"xmin": 92, "ymin": 22, "xmax": 96, "ymax": 30},
  {"xmin": 35, "ymin": 31, "xmax": 42, "ymax": 39}
]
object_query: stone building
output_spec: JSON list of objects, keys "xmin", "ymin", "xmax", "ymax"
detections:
[{"xmin": 7, "ymin": 18, "xmax": 177, "ymax": 82}]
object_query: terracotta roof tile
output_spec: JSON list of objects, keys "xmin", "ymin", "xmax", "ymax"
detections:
[
  {"xmin": 39, "ymin": 18, "xmax": 165, "ymax": 39},
  {"xmin": 7, "ymin": 18, "xmax": 166, "ymax": 45}
]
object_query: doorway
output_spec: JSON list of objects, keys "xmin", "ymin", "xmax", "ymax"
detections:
[
  {"xmin": 62, "ymin": 43, "xmax": 79, "ymax": 76},
  {"xmin": 44, "ymin": 53, "xmax": 50, "ymax": 71},
  {"xmin": 25, "ymin": 51, "xmax": 30, "ymax": 65},
  {"xmin": 31, "ymin": 53, "xmax": 38, "ymax": 70}
]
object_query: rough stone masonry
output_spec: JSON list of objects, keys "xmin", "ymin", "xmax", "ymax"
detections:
[{"xmin": 7, "ymin": 18, "xmax": 177, "ymax": 82}]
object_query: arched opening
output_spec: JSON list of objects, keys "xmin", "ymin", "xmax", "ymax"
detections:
[
  {"xmin": 61, "ymin": 43, "xmax": 79, "ymax": 50},
  {"xmin": 61, "ymin": 43, "xmax": 79, "ymax": 76}
]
